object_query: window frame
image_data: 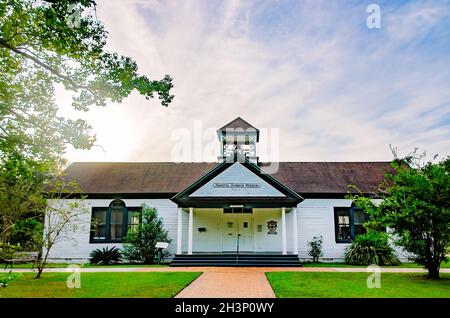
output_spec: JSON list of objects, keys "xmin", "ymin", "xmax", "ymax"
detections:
[
  {"xmin": 89, "ymin": 204, "xmax": 142, "ymax": 243},
  {"xmin": 334, "ymin": 206, "xmax": 367, "ymax": 243},
  {"xmin": 223, "ymin": 207, "xmax": 253, "ymax": 214}
]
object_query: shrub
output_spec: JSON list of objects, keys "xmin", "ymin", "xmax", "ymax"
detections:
[
  {"xmin": 307, "ymin": 235, "xmax": 323, "ymax": 262},
  {"xmin": 89, "ymin": 246, "xmax": 121, "ymax": 265},
  {"xmin": 345, "ymin": 231, "xmax": 400, "ymax": 266},
  {"xmin": 0, "ymin": 243, "xmax": 18, "ymax": 262},
  {"xmin": 0, "ymin": 272, "xmax": 21, "ymax": 288},
  {"xmin": 10, "ymin": 219, "xmax": 43, "ymax": 251},
  {"xmin": 121, "ymin": 205, "xmax": 171, "ymax": 264}
]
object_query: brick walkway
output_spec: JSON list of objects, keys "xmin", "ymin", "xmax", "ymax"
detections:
[{"xmin": 175, "ymin": 269, "xmax": 276, "ymax": 298}]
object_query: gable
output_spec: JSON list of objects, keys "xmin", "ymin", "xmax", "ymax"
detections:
[
  {"xmin": 190, "ymin": 163, "xmax": 285, "ymax": 197},
  {"xmin": 171, "ymin": 153, "xmax": 303, "ymax": 208}
]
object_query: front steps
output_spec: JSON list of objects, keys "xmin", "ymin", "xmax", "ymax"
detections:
[{"xmin": 170, "ymin": 253, "xmax": 303, "ymax": 267}]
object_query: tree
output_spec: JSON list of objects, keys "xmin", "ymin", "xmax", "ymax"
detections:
[
  {"xmin": 0, "ymin": 0, "xmax": 173, "ymax": 165},
  {"xmin": 35, "ymin": 179, "xmax": 88, "ymax": 278},
  {"xmin": 0, "ymin": 153, "xmax": 47, "ymax": 252},
  {"xmin": 350, "ymin": 150, "xmax": 450, "ymax": 278},
  {"xmin": 0, "ymin": 1, "xmax": 173, "ymax": 270},
  {"xmin": 121, "ymin": 205, "xmax": 171, "ymax": 264}
]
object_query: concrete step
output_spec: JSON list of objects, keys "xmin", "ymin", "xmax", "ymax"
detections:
[{"xmin": 170, "ymin": 253, "xmax": 303, "ymax": 267}]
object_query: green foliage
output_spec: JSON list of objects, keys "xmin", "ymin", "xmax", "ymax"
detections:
[
  {"xmin": 122, "ymin": 206, "xmax": 171, "ymax": 264},
  {"xmin": 344, "ymin": 231, "xmax": 400, "ymax": 266},
  {"xmin": 10, "ymin": 219, "xmax": 43, "ymax": 251},
  {"xmin": 0, "ymin": 154, "xmax": 47, "ymax": 250},
  {"xmin": 0, "ymin": 0, "xmax": 170, "ymax": 277},
  {"xmin": 307, "ymin": 235, "xmax": 323, "ymax": 262},
  {"xmin": 349, "ymin": 152, "xmax": 450, "ymax": 278},
  {"xmin": 0, "ymin": 0, "xmax": 173, "ymax": 165},
  {"xmin": 89, "ymin": 246, "xmax": 121, "ymax": 265},
  {"xmin": 0, "ymin": 271, "xmax": 21, "ymax": 288},
  {"xmin": 0, "ymin": 242, "xmax": 18, "ymax": 261}
]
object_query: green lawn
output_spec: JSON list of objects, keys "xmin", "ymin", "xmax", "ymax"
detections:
[
  {"xmin": 302, "ymin": 262, "xmax": 450, "ymax": 268},
  {"xmin": 0, "ymin": 272, "xmax": 201, "ymax": 298},
  {"xmin": 266, "ymin": 272, "xmax": 450, "ymax": 298}
]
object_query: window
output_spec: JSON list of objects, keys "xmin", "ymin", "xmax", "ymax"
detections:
[
  {"xmin": 335, "ymin": 208, "xmax": 351, "ymax": 242},
  {"xmin": 109, "ymin": 200, "xmax": 124, "ymax": 241},
  {"xmin": 90, "ymin": 200, "xmax": 142, "ymax": 243},
  {"xmin": 223, "ymin": 207, "xmax": 253, "ymax": 213},
  {"xmin": 127, "ymin": 208, "xmax": 142, "ymax": 234},
  {"xmin": 91, "ymin": 208, "xmax": 107, "ymax": 240},
  {"xmin": 334, "ymin": 207, "xmax": 368, "ymax": 243},
  {"xmin": 353, "ymin": 208, "xmax": 368, "ymax": 237}
]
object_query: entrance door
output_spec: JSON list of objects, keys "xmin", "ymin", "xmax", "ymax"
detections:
[
  {"xmin": 222, "ymin": 210, "xmax": 253, "ymax": 252},
  {"xmin": 238, "ymin": 213, "xmax": 253, "ymax": 252},
  {"xmin": 222, "ymin": 213, "xmax": 238, "ymax": 252}
]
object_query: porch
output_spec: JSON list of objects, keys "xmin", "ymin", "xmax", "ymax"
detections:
[
  {"xmin": 171, "ymin": 153, "xmax": 304, "ymax": 263},
  {"xmin": 175, "ymin": 207, "xmax": 300, "ymax": 256}
]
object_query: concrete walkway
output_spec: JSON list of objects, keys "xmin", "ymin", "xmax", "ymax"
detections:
[
  {"xmin": 2, "ymin": 266, "xmax": 449, "ymax": 273},
  {"xmin": 175, "ymin": 269, "xmax": 276, "ymax": 298}
]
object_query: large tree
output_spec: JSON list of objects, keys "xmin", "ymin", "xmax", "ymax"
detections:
[
  {"xmin": 0, "ymin": 0, "xmax": 173, "ymax": 165},
  {"xmin": 351, "ymin": 151, "xmax": 450, "ymax": 279},
  {"xmin": 0, "ymin": 0, "xmax": 173, "ymax": 262}
]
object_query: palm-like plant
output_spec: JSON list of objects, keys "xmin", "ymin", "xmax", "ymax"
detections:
[
  {"xmin": 89, "ymin": 247, "xmax": 121, "ymax": 265},
  {"xmin": 345, "ymin": 231, "xmax": 400, "ymax": 266}
]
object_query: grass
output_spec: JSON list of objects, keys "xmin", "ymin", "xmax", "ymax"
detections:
[
  {"xmin": 266, "ymin": 272, "xmax": 450, "ymax": 298},
  {"xmin": 0, "ymin": 272, "xmax": 201, "ymax": 298},
  {"xmin": 302, "ymin": 261, "xmax": 450, "ymax": 268}
]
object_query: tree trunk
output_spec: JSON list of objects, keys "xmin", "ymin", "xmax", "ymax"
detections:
[
  {"xmin": 35, "ymin": 248, "xmax": 49, "ymax": 279},
  {"xmin": 426, "ymin": 264, "xmax": 440, "ymax": 279}
]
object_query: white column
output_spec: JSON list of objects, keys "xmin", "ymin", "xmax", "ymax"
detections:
[
  {"xmin": 292, "ymin": 207, "xmax": 298, "ymax": 255},
  {"xmin": 281, "ymin": 207, "xmax": 287, "ymax": 255},
  {"xmin": 188, "ymin": 207, "xmax": 194, "ymax": 255},
  {"xmin": 176, "ymin": 208, "xmax": 183, "ymax": 255}
]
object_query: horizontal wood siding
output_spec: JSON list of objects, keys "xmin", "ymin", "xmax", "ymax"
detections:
[
  {"xmin": 47, "ymin": 198, "xmax": 409, "ymax": 262},
  {"xmin": 47, "ymin": 199, "xmax": 180, "ymax": 262}
]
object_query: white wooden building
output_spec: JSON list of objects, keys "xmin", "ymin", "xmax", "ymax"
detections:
[{"xmin": 48, "ymin": 118, "xmax": 399, "ymax": 265}]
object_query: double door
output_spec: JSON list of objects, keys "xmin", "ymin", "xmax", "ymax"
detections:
[{"xmin": 222, "ymin": 212, "xmax": 253, "ymax": 252}]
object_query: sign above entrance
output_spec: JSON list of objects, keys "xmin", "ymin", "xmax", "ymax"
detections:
[{"xmin": 213, "ymin": 183, "xmax": 261, "ymax": 189}]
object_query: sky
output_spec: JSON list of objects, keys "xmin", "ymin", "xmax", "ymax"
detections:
[{"xmin": 58, "ymin": 0, "xmax": 450, "ymax": 163}]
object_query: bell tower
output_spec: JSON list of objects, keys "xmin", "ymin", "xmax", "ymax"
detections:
[{"xmin": 217, "ymin": 117, "xmax": 259, "ymax": 164}]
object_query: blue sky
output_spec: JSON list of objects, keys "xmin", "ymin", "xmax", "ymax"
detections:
[{"xmin": 60, "ymin": 0, "xmax": 450, "ymax": 163}]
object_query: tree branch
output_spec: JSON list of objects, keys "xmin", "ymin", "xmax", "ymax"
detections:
[{"xmin": 0, "ymin": 39, "xmax": 99, "ymax": 103}]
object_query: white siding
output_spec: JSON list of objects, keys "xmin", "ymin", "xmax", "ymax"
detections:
[
  {"xmin": 253, "ymin": 208, "xmax": 282, "ymax": 252},
  {"xmin": 47, "ymin": 198, "xmax": 408, "ymax": 263},
  {"xmin": 190, "ymin": 163, "xmax": 285, "ymax": 197},
  {"xmin": 192, "ymin": 209, "xmax": 222, "ymax": 252},
  {"xmin": 47, "ymin": 198, "xmax": 181, "ymax": 262},
  {"xmin": 296, "ymin": 199, "xmax": 352, "ymax": 261}
]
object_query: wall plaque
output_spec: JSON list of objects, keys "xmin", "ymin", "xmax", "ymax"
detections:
[{"xmin": 267, "ymin": 220, "xmax": 278, "ymax": 235}]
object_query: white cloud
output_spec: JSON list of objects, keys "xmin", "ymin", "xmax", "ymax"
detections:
[{"xmin": 60, "ymin": 0, "xmax": 450, "ymax": 163}]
